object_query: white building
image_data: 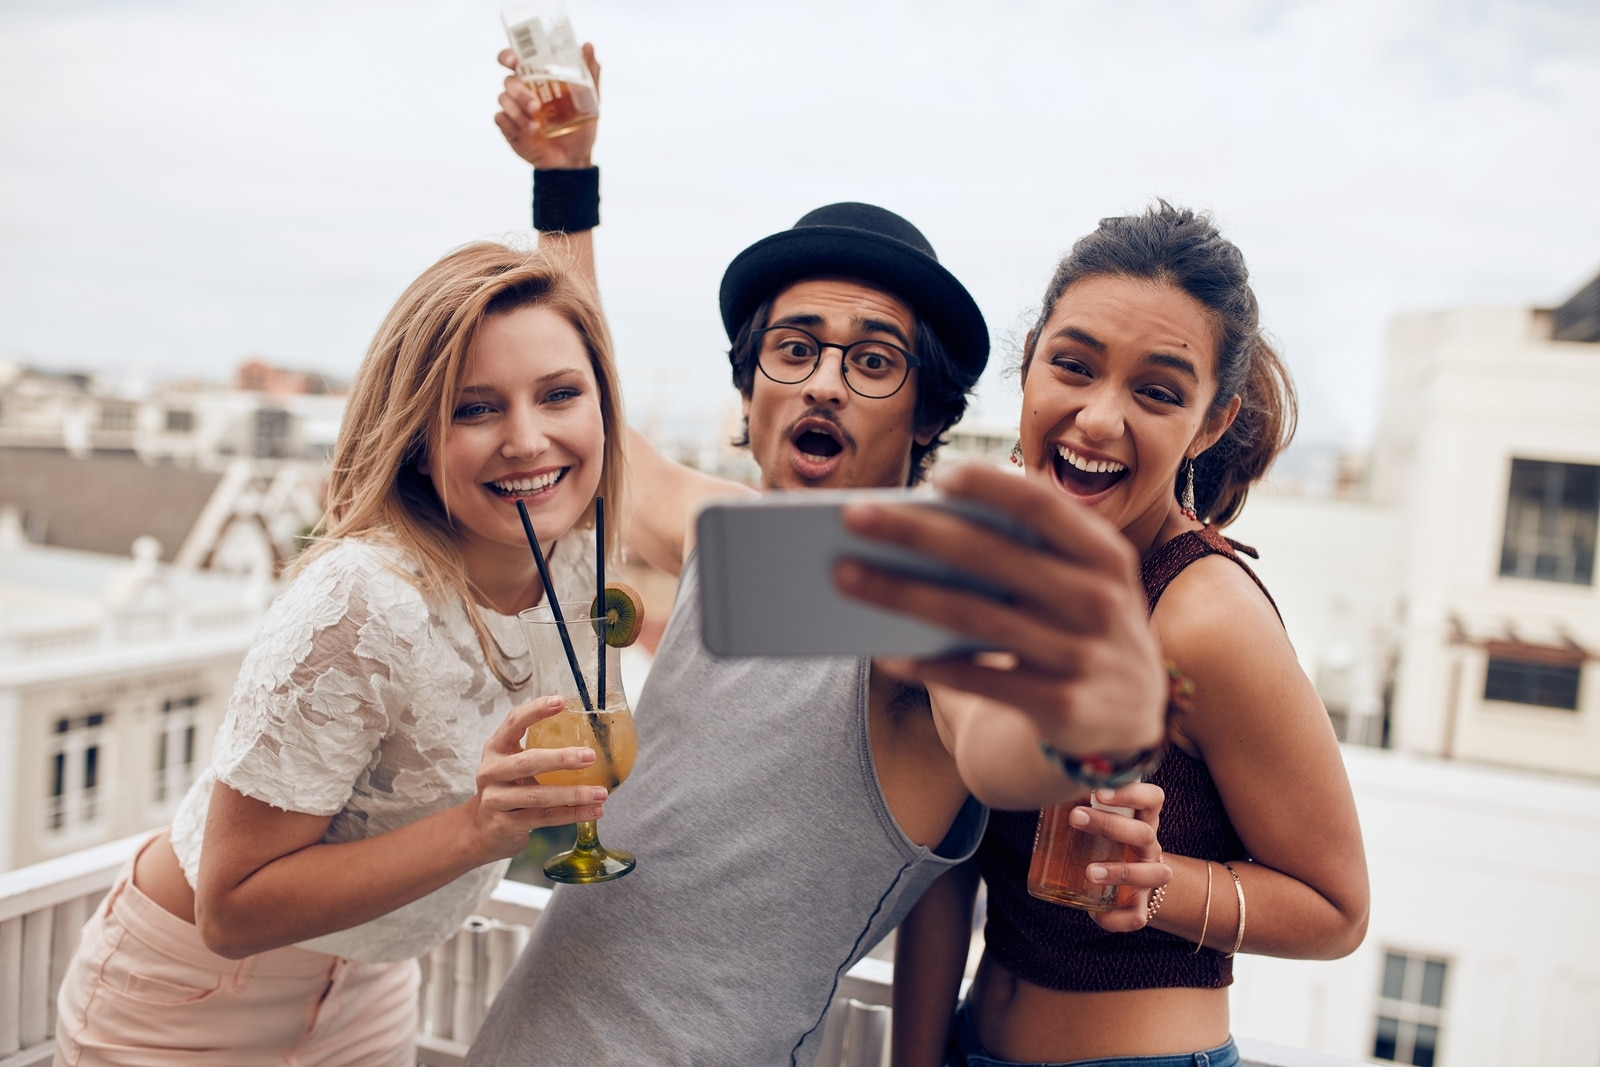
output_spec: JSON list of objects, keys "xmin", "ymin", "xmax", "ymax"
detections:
[
  {"xmin": 1371, "ymin": 296, "xmax": 1600, "ymax": 778},
  {"xmin": 1223, "ymin": 269, "xmax": 1600, "ymax": 1066},
  {"xmin": 0, "ymin": 355, "xmax": 345, "ymax": 468},
  {"xmin": 0, "ymin": 526, "xmax": 270, "ymax": 872}
]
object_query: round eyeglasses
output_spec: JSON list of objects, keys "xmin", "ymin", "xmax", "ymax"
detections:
[{"xmin": 752, "ymin": 325, "xmax": 920, "ymax": 400}]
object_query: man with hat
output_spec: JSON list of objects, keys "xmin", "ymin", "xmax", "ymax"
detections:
[{"xmin": 468, "ymin": 65, "xmax": 1168, "ymax": 1065}]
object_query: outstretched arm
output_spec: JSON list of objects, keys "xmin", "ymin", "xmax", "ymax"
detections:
[{"xmin": 838, "ymin": 462, "xmax": 1167, "ymax": 810}]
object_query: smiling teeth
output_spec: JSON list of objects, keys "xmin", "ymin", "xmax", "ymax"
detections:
[
  {"xmin": 492, "ymin": 471, "xmax": 562, "ymax": 492},
  {"xmin": 1058, "ymin": 445, "xmax": 1128, "ymax": 474}
]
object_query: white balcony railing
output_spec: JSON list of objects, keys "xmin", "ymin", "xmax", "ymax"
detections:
[{"xmin": 1, "ymin": 836, "xmax": 1356, "ymax": 1067}]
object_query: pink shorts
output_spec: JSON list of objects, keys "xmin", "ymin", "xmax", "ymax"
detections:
[{"xmin": 55, "ymin": 837, "xmax": 419, "ymax": 1067}]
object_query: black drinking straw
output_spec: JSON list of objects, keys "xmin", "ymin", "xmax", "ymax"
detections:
[
  {"xmin": 516, "ymin": 498, "xmax": 593, "ymax": 711},
  {"xmin": 595, "ymin": 497, "xmax": 606, "ymax": 711}
]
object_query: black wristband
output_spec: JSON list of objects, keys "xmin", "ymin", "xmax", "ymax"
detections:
[{"xmin": 532, "ymin": 166, "xmax": 600, "ymax": 233}]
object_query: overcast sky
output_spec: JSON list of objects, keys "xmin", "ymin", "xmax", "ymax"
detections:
[{"xmin": 2, "ymin": 0, "xmax": 1597, "ymax": 451}]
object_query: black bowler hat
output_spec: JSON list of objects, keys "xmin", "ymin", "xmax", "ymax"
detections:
[{"xmin": 718, "ymin": 202, "xmax": 990, "ymax": 378}]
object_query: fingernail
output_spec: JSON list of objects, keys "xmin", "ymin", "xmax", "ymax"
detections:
[
  {"xmin": 833, "ymin": 561, "xmax": 862, "ymax": 591},
  {"xmin": 590, "ymin": 787, "xmax": 608, "ymax": 802},
  {"xmin": 1069, "ymin": 807, "xmax": 1091, "ymax": 827},
  {"xmin": 1088, "ymin": 864, "xmax": 1108, "ymax": 882},
  {"xmin": 578, "ymin": 747, "xmax": 596, "ymax": 763}
]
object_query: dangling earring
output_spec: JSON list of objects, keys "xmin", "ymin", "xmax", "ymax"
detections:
[
  {"xmin": 1180, "ymin": 457, "xmax": 1198, "ymax": 521},
  {"xmin": 1009, "ymin": 440, "xmax": 1024, "ymax": 467}
]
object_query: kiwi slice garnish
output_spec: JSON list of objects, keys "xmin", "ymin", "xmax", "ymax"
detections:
[{"xmin": 591, "ymin": 581, "xmax": 645, "ymax": 648}]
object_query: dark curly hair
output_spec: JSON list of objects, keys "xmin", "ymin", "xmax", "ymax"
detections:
[{"xmin": 1021, "ymin": 202, "xmax": 1297, "ymax": 526}]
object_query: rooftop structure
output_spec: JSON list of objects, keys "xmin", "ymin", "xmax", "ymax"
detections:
[{"xmin": 0, "ymin": 535, "xmax": 269, "ymax": 873}]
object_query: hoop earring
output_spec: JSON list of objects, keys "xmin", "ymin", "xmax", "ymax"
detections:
[
  {"xmin": 1180, "ymin": 457, "xmax": 1198, "ymax": 521},
  {"xmin": 1009, "ymin": 440, "xmax": 1024, "ymax": 467}
]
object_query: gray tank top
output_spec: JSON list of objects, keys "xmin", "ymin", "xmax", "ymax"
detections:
[{"xmin": 466, "ymin": 550, "xmax": 986, "ymax": 1067}]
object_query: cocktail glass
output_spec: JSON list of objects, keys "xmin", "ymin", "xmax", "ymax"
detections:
[{"xmin": 517, "ymin": 601, "xmax": 638, "ymax": 884}]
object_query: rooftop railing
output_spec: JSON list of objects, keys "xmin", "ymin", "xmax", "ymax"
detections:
[{"xmin": 1, "ymin": 836, "xmax": 1358, "ymax": 1067}]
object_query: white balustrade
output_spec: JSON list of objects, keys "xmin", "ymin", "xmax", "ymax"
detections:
[
  {"xmin": 0, "ymin": 832, "xmax": 139, "ymax": 1067},
  {"xmin": 1, "ymin": 842, "xmax": 1353, "ymax": 1067}
]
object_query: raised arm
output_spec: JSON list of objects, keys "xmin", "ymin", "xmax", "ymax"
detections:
[
  {"xmin": 620, "ymin": 426, "xmax": 753, "ymax": 578},
  {"xmin": 495, "ymin": 45, "xmax": 599, "ymax": 289},
  {"xmin": 495, "ymin": 44, "xmax": 749, "ymax": 577},
  {"xmin": 837, "ymin": 462, "xmax": 1168, "ymax": 810}
]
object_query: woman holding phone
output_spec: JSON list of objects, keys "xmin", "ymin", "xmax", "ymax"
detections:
[{"xmin": 838, "ymin": 203, "xmax": 1369, "ymax": 1067}]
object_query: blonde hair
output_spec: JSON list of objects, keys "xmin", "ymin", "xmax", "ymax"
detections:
[{"xmin": 299, "ymin": 241, "xmax": 625, "ymax": 685}]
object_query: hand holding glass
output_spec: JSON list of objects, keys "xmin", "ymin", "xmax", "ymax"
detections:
[
  {"xmin": 519, "ymin": 601, "xmax": 637, "ymax": 883},
  {"xmin": 500, "ymin": 0, "xmax": 599, "ymax": 137},
  {"xmin": 1028, "ymin": 792, "xmax": 1137, "ymax": 912}
]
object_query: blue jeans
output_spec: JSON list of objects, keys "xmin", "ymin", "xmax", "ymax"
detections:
[{"xmin": 946, "ymin": 998, "xmax": 1241, "ymax": 1067}]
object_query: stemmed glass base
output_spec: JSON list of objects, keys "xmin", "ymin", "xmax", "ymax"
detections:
[{"xmin": 543, "ymin": 820, "xmax": 636, "ymax": 884}]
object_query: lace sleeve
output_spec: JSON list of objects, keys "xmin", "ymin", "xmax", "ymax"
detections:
[{"xmin": 212, "ymin": 546, "xmax": 428, "ymax": 816}]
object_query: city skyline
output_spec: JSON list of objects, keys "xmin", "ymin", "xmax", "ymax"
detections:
[{"xmin": 2, "ymin": 0, "xmax": 1598, "ymax": 451}]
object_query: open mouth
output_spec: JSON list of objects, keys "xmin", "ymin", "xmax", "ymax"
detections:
[
  {"xmin": 1053, "ymin": 444, "xmax": 1129, "ymax": 496},
  {"xmin": 795, "ymin": 429, "xmax": 843, "ymax": 462},
  {"xmin": 792, "ymin": 420, "xmax": 846, "ymax": 463},
  {"xmin": 488, "ymin": 469, "xmax": 566, "ymax": 498}
]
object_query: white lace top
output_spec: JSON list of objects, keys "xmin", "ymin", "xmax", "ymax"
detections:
[{"xmin": 170, "ymin": 533, "xmax": 595, "ymax": 962}]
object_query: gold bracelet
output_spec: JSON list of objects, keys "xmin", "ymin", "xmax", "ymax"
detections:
[
  {"xmin": 1223, "ymin": 861, "xmax": 1247, "ymax": 957},
  {"xmin": 1191, "ymin": 861, "xmax": 1213, "ymax": 954},
  {"xmin": 1145, "ymin": 884, "xmax": 1167, "ymax": 925}
]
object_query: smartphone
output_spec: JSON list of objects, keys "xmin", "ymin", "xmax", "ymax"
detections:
[{"xmin": 694, "ymin": 489, "xmax": 1040, "ymax": 658}]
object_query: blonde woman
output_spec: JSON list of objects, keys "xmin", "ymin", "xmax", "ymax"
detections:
[{"xmin": 56, "ymin": 242, "xmax": 626, "ymax": 1066}]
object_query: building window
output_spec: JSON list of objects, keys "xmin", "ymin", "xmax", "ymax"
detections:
[
  {"xmin": 1373, "ymin": 951, "xmax": 1447, "ymax": 1066},
  {"xmin": 47, "ymin": 713, "xmax": 107, "ymax": 834},
  {"xmin": 97, "ymin": 404, "xmax": 135, "ymax": 432},
  {"xmin": 253, "ymin": 408, "xmax": 291, "ymax": 458},
  {"xmin": 1484, "ymin": 643, "xmax": 1583, "ymax": 710},
  {"xmin": 164, "ymin": 408, "xmax": 194, "ymax": 433},
  {"xmin": 153, "ymin": 696, "xmax": 201, "ymax": 804},
  {"xmin": 1499, "ymin": 458, "xmax": 1600, "ymax": 585}
]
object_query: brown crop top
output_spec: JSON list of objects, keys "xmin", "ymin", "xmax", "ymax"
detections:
[{"xmin": 974, "ymin": 527, "xmax": 1277, "ymax": 992}]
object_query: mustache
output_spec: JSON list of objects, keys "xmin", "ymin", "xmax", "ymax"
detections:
[{"xmin": 786, "ymin": 408, "xmax": 857, "ymax": 451}]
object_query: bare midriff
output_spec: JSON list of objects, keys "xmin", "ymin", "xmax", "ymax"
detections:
[
  {"xmin": 131, "ymin": 830, "xmax": 198, "ymax": 925},
  {"xmin": 969, "ymin": 954, "xmax": 1230, "ymax": 1062}
]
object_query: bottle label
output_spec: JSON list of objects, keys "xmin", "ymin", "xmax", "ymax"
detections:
[
  {"xmin": 507, "ymin": 18, "xmax": 553, "ymax": 69},
  {"xmin": 1089, "ymin": 791, "xmax": 1136, "ymax": 819}
]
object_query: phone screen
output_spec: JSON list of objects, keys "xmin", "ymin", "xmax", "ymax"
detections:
[{"xmin": 695, "ymin": 489, "xmax": 1034, "ymax": 658}]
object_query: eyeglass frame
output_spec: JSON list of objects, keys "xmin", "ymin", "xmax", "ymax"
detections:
[{"xmin": 750, "ymin": 324, "xmax": 922, "ymax": 400}]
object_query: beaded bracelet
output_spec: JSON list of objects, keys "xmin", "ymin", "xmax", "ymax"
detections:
[
  {"xmin": 1145, "ymin": 884, "xmax": 1167, "ymax": 925},
  {"xmin": 1037, "ymin": 659, "xmax": 1192, "ymax": 789},
  {"xmin": 1037, "ymin": 741, "xmax": 1164, "ymax": 791}
]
